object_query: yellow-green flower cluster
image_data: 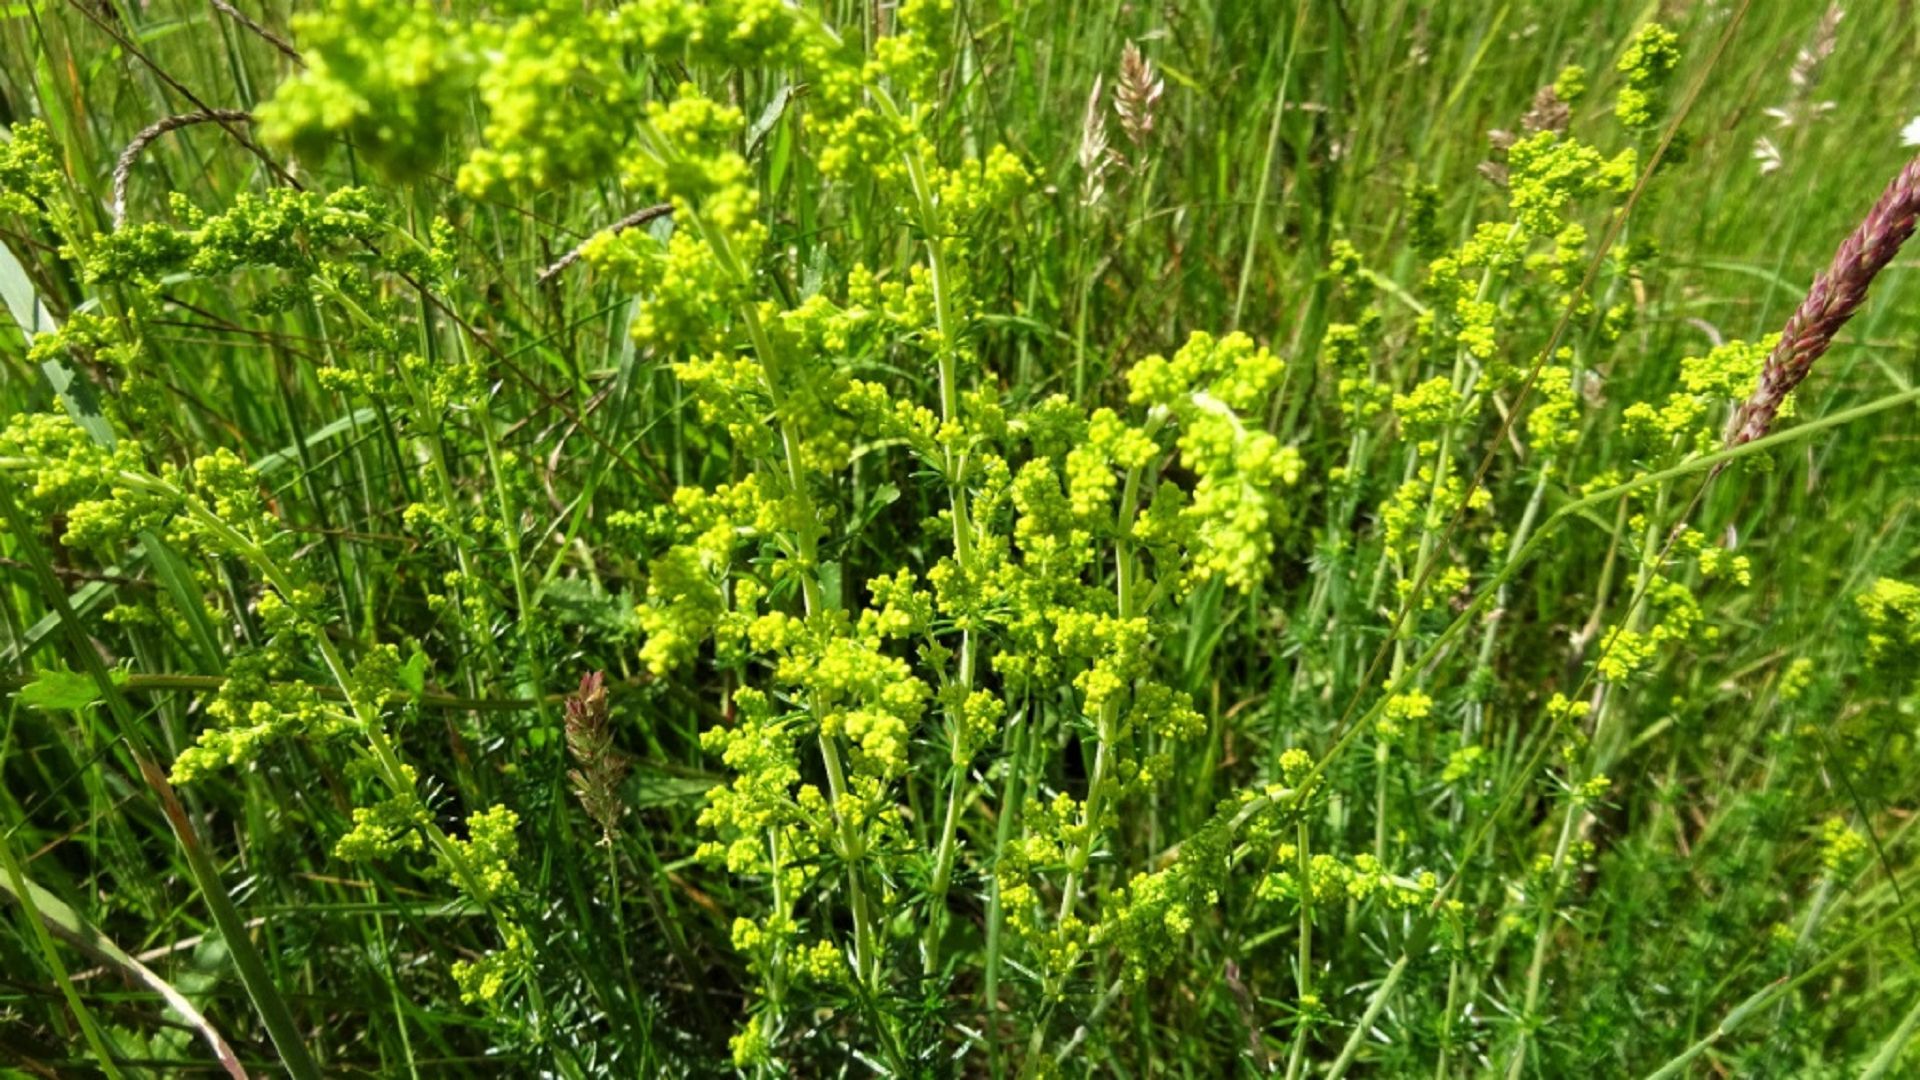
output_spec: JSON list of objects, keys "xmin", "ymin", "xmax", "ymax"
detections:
[
  {"xmin": 172, "ymin": 606, "xmax": 345, "ymax": 784},
  {"xmin": 1615, "ymin": 23, "xmax": 1682, "ymax": 132},
  {"xmin": 1442, "ymin": 744, "xmax": 1486, "ymax": 785},
  {"xmin": 696, "ymin": 689, "xmax": 810, "ymax": 877},
  {"xmin": 263, "ymin": 0, "xmax": 818, "ymax": 195},
  {"xmin": 1258, "ymin": 848, "xmax": 1434, "ymax": 911},
  {"xmin": 615, "ymin": 0, "xmax": 808, "ymax": 69},
  {"xmin": 451, "ymin": 921, "xmax": 534, "ymax": 1008},
  {"xmin": 259, "ymin": 0, "xmax": 476, "ymax": 178},
  {"xmin": 1857, "ymin": 577, "xmax": 1920, "ymax": 671},
  {"xmin": 1622, "ymin": 338, "xmax": 1776, "ymax": 458},
  {"xmin": 1128, "ymin": 331, "xmax": 1301, "ymax": 590},
  {"xmin": 938, "ymin": 145, "xmax": 1033, "ymax": 222},
  {"xmin": 1595, "ymin": 609, "xmax": 1674, "ymax": 685},
  {"xmin": 1675, "ymin": 524, "xmax": 1751, "ymax": 587},
  {"xmin": 1380, "ymin": 467, "xmax": 1490, "ymax": 554},
  {"xmin": 0, "ymin": 119, "xmax": 58, "ymax": 217},
  {"xmin": 460, "ymin": 7, "xmax": 635, "ymax": 198},
  {"xmin": 445, "ymin": 805, "xmax": 523, "ymax": 901},
  {"xmin": 1096, "ymin": 816, "xmax": 1230, "ymax": 984},
  {"xmin": 873, "ymin": 0, "xmax": 955, "ymax": 103},
  {"xmin": 333, "ymin": 764, "xmax": 430, "ymax": 862},
  {"xmin": 25, "ymin": 312, "xmax": 149, "ymax": 401},
  {"xmin": 632, "ymin": 89, "xmax": 761, "ymax": 232},
  {"xmin": 1554, "ymin": 64, "xmax": 1589, "ymax": 103},
  {"xmin": 801, "ymin": 636, "xmax": 933, "ymax": 778},
  {"xmin": 1394, "ymin": 376, "xmax": 1460, "ymax": 443},
  {"xmin": 1379, "ymin": 688, "xmax": 1434, "ymax": 740},
  {"xmin": 1323, "ymin": 320, "xmax": 1390, "ymax": 426},
  {"xmin": 630, "ymin": 477, "xmax": 775, "ymax": 675},
  {"xmin": 1818, "ymin": 817, "xmax": 1868, "ymax": 875},
  {"xmin": 1525, "ymin": 355, "xmax": 1585, "ymax": 457},
  {"xmin": 79, "ymin": 187, "xmax": 386, "ymax": 290},
  {"xmin": 1505, "ymin": 131, "xmax": 1637, "ymax": 236},
  {"xmin": 1592, "ymin": 538, "xmax": 1733, "ymax": 687}
]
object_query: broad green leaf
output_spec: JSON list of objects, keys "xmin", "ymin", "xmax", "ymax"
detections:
[
  {"xmin": 399, "ymin": 649, "xmax": 430, "ymax": 695},
  {"xmin": 14, "ymin": 668, "xmax": 103, "ymax": 712}
]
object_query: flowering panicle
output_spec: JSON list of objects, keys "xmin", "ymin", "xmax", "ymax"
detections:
[
  {"xmin": 1078, "ymin": 74, "xmax": 1114, "ymax": 207},
  {"xmin": 1114, "ymin": 41, "xmax": 1165, "ymax": 165},
  {"xmin": 565, "ymin": 672, "xmax": 630, "ymax": 845},
  {"xmin": 1753, "ymin": 5, "xmax": 1844, "ymax": 173}
]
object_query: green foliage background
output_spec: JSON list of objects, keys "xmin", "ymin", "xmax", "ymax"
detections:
[{"xmin": 3, "ymin": 0, "xmax": 1920, "ymax": 1076}]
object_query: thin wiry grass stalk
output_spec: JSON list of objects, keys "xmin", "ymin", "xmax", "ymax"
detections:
[{"xmin": 208, "ymin": 0, "xmax": 303, "ymax": 65}]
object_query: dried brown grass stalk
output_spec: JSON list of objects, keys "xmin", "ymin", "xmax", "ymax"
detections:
[{"xmin": 1727, "ymin": 149, "xmax": 1920, "ymax": 447}]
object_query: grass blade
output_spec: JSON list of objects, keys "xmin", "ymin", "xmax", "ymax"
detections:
[{"xmin": 0, "ymin": 860, "xmax": 251, "ymax": 1079}]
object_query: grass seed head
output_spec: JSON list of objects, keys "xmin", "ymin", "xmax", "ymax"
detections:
[
  {"xmin": 1114, "ymin": 40, "xmax": 1164, "ymax": 155},
  {"xmin": 1729, "ymin": 151, "xmax": 1920, "ymax": 446},
  {"xmin": 564, "ymin": 670, "xmax": 630, "ymax": 844}
]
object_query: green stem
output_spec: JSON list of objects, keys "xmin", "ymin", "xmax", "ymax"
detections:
[
  {"xmin": 472, "ymin": 390, "xmax": 556, "ymax": 728},
  {"xmin": 898, "ymin": 123, "xmax": 982, "ymax": 970},
  {"xmin": 1049, "ymin": 411, "xmax": 1167, "ymax": 952},
  {"xmin": 1324, "ymin": 951, "xmax": 1413, "ymax": 1080},
  {"xmin": 1507, "ymin": 784, "xmax": 1580, "ymax": 1080},
  {"xmin": 1283, "ymin": 818, "xmax": 1315, "ymax": 1080},
  {"xmin": 1232, "ymin": 0, "xmax": 1312, "ymax": 330},
  {"xmin": 1436, "ymin": 923, "xmax": 1464, "ymax": 1080},
  {"xmin": 684, "ymin": 206, "xmax": 885, "ymax": 1004},
  {"xmin": 983, "ymin": 700, "xmax": 1028, "ymax": 1080}
]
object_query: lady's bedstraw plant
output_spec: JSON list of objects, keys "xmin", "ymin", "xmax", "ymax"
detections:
[
  {"xmin": 0, "ymin": 408, "xmax": 542, "ymax": 1005},
  {"xmin": 1265, "ymin": 25, "xmax": 1799, "ymax": 1072},
  {"xmin": 577, "ymin": 4, "xmax": 1327, "ymax": 1065},
  {"xmin": 1, "ymin": 105, "xmax": 567, "ymax": 1051},
  {"xmin": 595, "ymin": 14, "xmax": 1722, "ymax": 1075},
  {"xmin": 16, "ymin": 3, "xmax": 1920, "ymax": 1076}
]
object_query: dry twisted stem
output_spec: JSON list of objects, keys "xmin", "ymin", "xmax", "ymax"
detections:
[
  {"xmin": 112, "ymin": 110, "xmax": 255, "ymax": 228},
  {"xmin": 534, "ymin": 203, "xmax": 673, "ymax": 284},
  {"xmin": 1727, "ymin": 149, "xmax": 1920, "ymax": 447}
]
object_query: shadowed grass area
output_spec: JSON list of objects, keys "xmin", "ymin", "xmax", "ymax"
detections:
[{"xmin": 3, "ymin": 1, "xmax": 1920, "ymax": 1076}]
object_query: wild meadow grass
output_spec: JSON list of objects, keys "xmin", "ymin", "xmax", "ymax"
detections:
[{"xmin": 4, "ymin": 1, "xmax": 1920, "ymax": 1076}]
